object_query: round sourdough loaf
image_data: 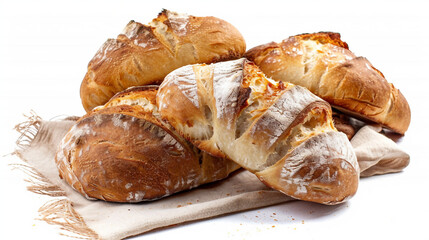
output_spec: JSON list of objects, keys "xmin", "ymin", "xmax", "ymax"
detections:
[{"xmin": 56, "ymin": 86, "xmax": 239, "ymax": 202}]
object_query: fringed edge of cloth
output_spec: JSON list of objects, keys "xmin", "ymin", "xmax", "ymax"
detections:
[{"xmin": 11, "ymin": 111, "xmax": 100, "ymax": 240}]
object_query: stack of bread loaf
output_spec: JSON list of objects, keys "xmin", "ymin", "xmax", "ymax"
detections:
[{"xmin": 55, "ymin": 10, "xmax": 410, "ymax": 205}]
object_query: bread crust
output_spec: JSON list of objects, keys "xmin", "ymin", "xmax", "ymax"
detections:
[
  {"xmin": 56, "ymin": 87, "xmax": 239, "ymax": 202},
  {"xmin": 80, "ymin": 9, "xmax": 246, "ymax": 112},
  {"xmin": 157, "ymin": 58, "xmax": 359, "ymax": 204},
  {"xmin": 256, "ymin": 131, "xmax": 358, "ymax": 205},
  {"xmin": 245, "ymin": 32, "xmax": 410, "ymax": 134}
]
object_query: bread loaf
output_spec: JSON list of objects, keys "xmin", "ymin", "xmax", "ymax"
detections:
[
  {"xmin": 157, "ymin": 58, "xmax": 359, "ymax": 205},
  {"xmin": 245, "ymin": 32, "xmax": 411, "ymax": 134},
  {"xmin": 80, "ymin": 9, "xmax": 246, "ymax": 112},
  {"xmin": 55, "ymin": 86, "xmax": 239, "ymax": 202}
]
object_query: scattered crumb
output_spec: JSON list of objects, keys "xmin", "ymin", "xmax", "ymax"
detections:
[
  {"xmin": 226, "ymin": 193, "xmax": 230, "ymax": 196},
  {"xmin": 177, "ymin": 205, "xmax": 182, "ymax": 208},
  {"xmin": 272, "ymin": 225, "xmax": 275, "ymax": 228},
  {"xmin": 273, "ymin": 213, "xmax": 276, "ymax": 215},
  {"xmin": 274, "ymin": 219, "xmax": 278, "ymax": 221},
  {"xmin": 187, "ymin": 202, "xmax": 192, "ymax": 205},
  {"xmin": 302, "ymin": 220, "xmax": 305, "ymax": 224},
  {"xmin": 292, "ymin": 218, "xmax": 295, "ymax": 221}
]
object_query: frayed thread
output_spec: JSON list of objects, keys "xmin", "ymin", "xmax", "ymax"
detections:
[
  {"xmin": 14, "ymin": 110, "xmax": 42, "ymax": 155},
  {"xmin": 38, "ymin": 199, "xmax": 99, "ymax": 240},
  {"xmin": 10, "ymin": 163, "xmax": 66, "ymax": 197}
]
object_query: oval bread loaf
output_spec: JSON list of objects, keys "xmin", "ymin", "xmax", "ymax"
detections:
[
  {"xmin": 55, "ymin": 86, "xmax": 240, "ymax": 202},
  {"xmin": 157, "ymin": 58, "xmax": 359, "ymax": 205},
  {"xmin": 245, "ymin": 32, "xmax": 411, "ymax": 134},
  {"xmin": 80, "ymin": 9, "xmax": 246, "ymax": 112}
]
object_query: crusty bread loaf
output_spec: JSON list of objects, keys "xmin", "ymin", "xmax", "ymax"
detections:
[
  {"xmin": 80, "ymin": 9, "xmax": 246, "ymax": 112},
  {"xmin": 157, "ymin": 58, "xmax": 359, "ymax": 205},
  {"xmin": 245, "ymin": 32, "xmax": 411, "ymax": 134},
  {"xmin": 55, "ymin": 86, "xmax": 239, "ymax": 202}
]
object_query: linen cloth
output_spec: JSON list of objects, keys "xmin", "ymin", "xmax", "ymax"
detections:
[{"xmin": 13, "ymin": 116, "xmax": 409, "ymax": 239}]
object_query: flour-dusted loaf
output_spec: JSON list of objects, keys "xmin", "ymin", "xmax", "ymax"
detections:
[
  {"xmin": 157, "ymin": 58, "xmax": 359, "ymax": 205},
  {"xmin": 80, "ymin": 9, "xmax": 246, "ymax": 112},
  {"xmin": 55, "ymin": 86, "xmax": 239, "ymax": 202},
  {"xmin": 245, "ymin": 32, "xmax": 411, "ymax": 134}
]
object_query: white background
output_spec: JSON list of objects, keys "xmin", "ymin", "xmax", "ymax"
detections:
[{"xmin": 1, "ymin": 0, "xmax": 428, "ymax": 239}]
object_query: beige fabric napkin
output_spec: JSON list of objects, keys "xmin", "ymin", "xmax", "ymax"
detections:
[
  {"xmin": 351, "ymin": 125, "xmax": 410, "ymax": 177},
  {"xmin": 13, "ymin": 115, "xmax": 410, "ymax": 240}
]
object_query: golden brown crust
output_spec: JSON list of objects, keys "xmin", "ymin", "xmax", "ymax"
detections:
[
  {"xmin": 110, "ymin": 85, "xmax": 159, "ymax": 101},
  {"xmin": 157, "ymin": 59, "xmax": 359, "ymax": 205},
  {"xmin": 293, "ymin": 32, "xmax": 349, "ymax": 49},
  {"xmin": 80, "ymin": 10, "xmax": 246, "ymax": 112},
  {"xmin": 56, "ymin": 87, "xmax": 239, "ymax": 202},
  {"xmin": 245, "ymin": 32, "xmax": 411, "ymax": 134}
]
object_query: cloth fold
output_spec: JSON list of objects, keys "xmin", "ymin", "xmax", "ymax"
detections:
[
  {"xmin": 12, "ymin": 115, "xmax": 409, "ymax": 240},
  {"xmin": 351, "ymin": 125, "xmax": 410, "ymax": 177}
]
